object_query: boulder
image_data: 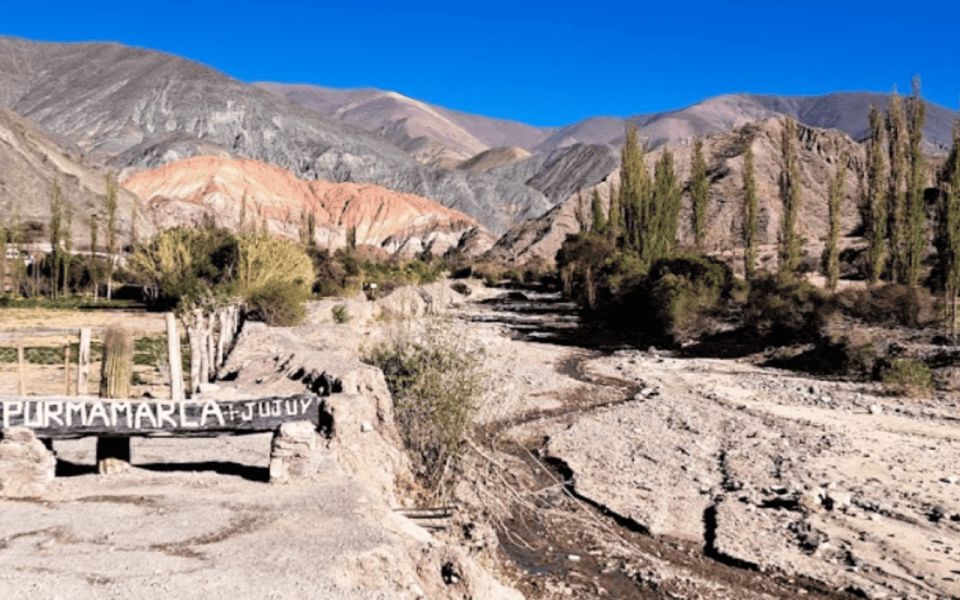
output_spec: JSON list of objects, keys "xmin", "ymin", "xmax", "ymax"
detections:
[{"xmin": 0, "ymin": 427, "xmax": 56, "ymax": 498}]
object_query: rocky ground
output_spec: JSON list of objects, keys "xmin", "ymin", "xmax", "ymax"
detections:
[
  {"xmin": 443, "ymin": 287, "xmax": 960, "ymax": 599},
  {"xmin": 2, "ymin": 281, "xmax": 958, "ymax": 599}
]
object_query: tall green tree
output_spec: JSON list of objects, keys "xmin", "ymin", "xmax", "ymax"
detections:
[
  {"xmin": 886, "ymin": 90, "xmax": 909, "ymax": 283},
  {"xmin": 11, "ymin": 203, "xmax": 24, "ymax": 297},
  {"xmin": 648, "ymin": 150, "xmax": 682, "ymax": 261},
  {"xmin": 904, "ymin": 76, "xmax": 927, "ymax": 286},
  {"xmin": 865, "ymin": 105, "xmax": 888, "ymax": 284},
  {"xmin": 619, "ymin": 125, "xmax": 650, "ymax": 252},
  {"xmin": 823, "ymin": 155, "xmax": 847, "ymax": 290},
  {"xmin": 937, "ymin": 122, "xmax": 960, "ymax": 336},
  {"xmin": 0, "ymin": 219, "xmax": 7, "ymax": 296},
  {"xmin": 105, "ymin": 173, "xmax": 119, "ymax": 300},
  {"xmin": 129, "ymin": 207, "xmax": 138, "ymax": 249},
  {"xmin": 89, "ymin": 217, "xmax": 100, "ymax": 300},
  {"xmin": 742, "ymin": 144, "xmax": 759, "ymax": 281},
  {"xmin": 778, "ymin": 119, "xmax": 803, "ymax": 280},
  {"xmin": 49, "ymin": 182, "xmax": 64, "ymax": 298},
  {"xmin": 62, "ymin": 203, "xmax": 73, "ymax": 297},
  {"xmin": 590, "ymin": 188, "xmax": 606, "ymax": 233},
  {"xmin": 606, "ymin": 182, "xmax": 621, "ymax": 243},
  {"xmin": 690, "ymin": 137, "xmax": 710, "ymax": 250}
]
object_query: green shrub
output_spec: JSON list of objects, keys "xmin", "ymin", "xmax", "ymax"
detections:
[
  {"xmin": 644, "ymin": 255, "xmax": 734, "ymax": 341},
  {"xmin": 745, "ymin": 275, "xmax": 832, "ymax": 342},
  {"xmin": 310, "ymin": 247, "xmax": 448, "ymax": 298},
  {"xmin": 331, "ymin": 304, "xmax": 350, "ymax": 324},
  {"xmin": 881, "ymin": 359, "xmax": 934, "ymax": 396},
  {"xmin": 363, "ymin": 324, "xmax": 485, "ymax": 491},
  {"xmin": 246, "ymin": 282, "xmax": 309, "ymax": 326},
  {"xmin": 128, "ymin": 227, "xmax": 238, "ymax": 309},
  {"xmin": 236, "ymin": 233, "xmax": 315, "ymax": 297}
]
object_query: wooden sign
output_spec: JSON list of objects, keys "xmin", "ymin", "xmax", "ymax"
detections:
[{"xmin": 0, "ymin": 394, "xmax": 320, "ymax": 439}]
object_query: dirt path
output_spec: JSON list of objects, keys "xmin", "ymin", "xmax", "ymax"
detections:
[{"xmin": 453, "ymin": 288, "xmax": 960, "ymax": 599}]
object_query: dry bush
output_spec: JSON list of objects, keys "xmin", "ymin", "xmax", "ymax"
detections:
[
  {"xmin": 245, "ymin": 282, "xmax": 309, "ymax": 326},
  {"xmin": 363, "ymin": 322, "xmax": 486, "ymax": 492},
  {"xmin": 834, "ymin": 284, "xmax": 937, "ymax": 328}
]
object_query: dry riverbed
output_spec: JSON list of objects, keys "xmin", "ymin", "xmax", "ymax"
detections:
[{"xmin": 447, "ymin": 288, "xmax": 960, "ymax": 599}]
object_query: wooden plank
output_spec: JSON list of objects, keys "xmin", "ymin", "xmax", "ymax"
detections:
[
  {"xmin": 0, "ymin": 394, "xmax": 320, "ymax": 439},
  {"xmin": 63, "ymin": 344, "xmax": 71, "ymax": 396},
  {"xmin": 17, "ymin": 344, "xmax": 25, "ymax": 396},
  {"xmin": 165, "ymin": 313, "xmax": 184, "ymax": 401},
  {"xmin": 77, "ymin": 328, "xmax": 91, "ymax": 396}
]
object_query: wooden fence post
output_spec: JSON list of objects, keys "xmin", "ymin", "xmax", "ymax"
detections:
[
  {"xmin": 166, "ymin": 313, "xmax": 184, "ymax": 401},
  {"xmin": 17, "ymin": 343, "xmax": 25, "ymax": 396},
  {"xmin": 63, "ymin": 344, "xmax": 71, "ymax": 396},
  {"xmin": 77, "ymin": 328, "xmax": 91, "ymax": 396}
]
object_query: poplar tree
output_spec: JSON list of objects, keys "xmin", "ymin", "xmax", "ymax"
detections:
[
  {"xmin": 648, "ymin": 150, "xmax": 681, "ymax": 262},
  {"xmin": 239, "ymin": 193, "xmax": 249, "ymax": 232},
  {"xmin": 690, "ymin": 137, "xmax": 710, "ymax": 250},
  {"xmin": 590, "ymin": 188, "xmax": 606, "ymax": 233},
  {"xmin": 574, "ymin": 193, "xmax": 589, "ymax": 232},
  {"xmin": 606, "ymin": 182, "xmax": 621, "ymax": 244},
  {"xmin": 778, "ymin": 119, "xmax": 802, "ymax": 280},
  {"xmin": 105, "ymin": 173, "xmax": 118, "ymax": 300},
  {"xmin": 129, "ymin": 207, "xmax": 138, "ymax": 249},
  {"xmin": 89, "ymin": 218, "xmax": 100, "ymax": 301},
  {"xmin": 62, "ymin": 203, "xmax": 73, "ymax": 296},
  {"xmin": 866, "ymin": 105, "xmax": 888, "ymax": 284},
  {"xmin": 886, "ymin": 90, "xmax": 909, "ymax": 283},
  {"xmin": 904, "ymin": 76, "xmax": 927, "ymax": 287},
  {"xmin": 11, "ymin": 204, "xmax": 24, "ymax": 297},
  {"xmin": 49, "ymin": 182, "xmax": 64, "ymax": 298},
  {"xmin": 823, "ymin": 155, "xmax": 846, "ymax": 290},
  {"xmin": 742, "ymin": 144, "xmax": 759, "ymax": 281},
  {"xmin": 0, "ymin": 219, "xmax": 7, "ymax": 295},
  {"xmin": 941, "ymin": 123, "xmax": 960, "ymax": 337},
  {"xmin": 619, "ymin": 125, "xmax": 649, "ymax": 252}
]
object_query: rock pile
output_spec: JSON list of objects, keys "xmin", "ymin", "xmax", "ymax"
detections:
[{"xmin": 269, "ymin": 421, "xmax": 323, "ymax": 484}]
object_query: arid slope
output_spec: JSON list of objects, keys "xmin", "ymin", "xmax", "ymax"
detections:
[{"xmin": 124, "ymin": 156, "xmax": 487, "ymax": 256}]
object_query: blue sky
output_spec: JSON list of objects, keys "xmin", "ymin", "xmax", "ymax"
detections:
[{"xmin": 2, "ymin": 0, "xmax": 958, "ymax": 126}]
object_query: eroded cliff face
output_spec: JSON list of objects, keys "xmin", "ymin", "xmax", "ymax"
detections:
[
  {"xmin": 0, "ymin": 108, "xmax": 153, "ymax": 248},
  {"xmin": 489, "ymin": 118, "xmax": 868, "ymax": 266},
  {"xmin": 123, "ymin": 156, "xmax": 491, "ymax": 257}
]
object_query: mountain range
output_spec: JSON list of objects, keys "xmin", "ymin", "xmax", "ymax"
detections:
[{"xmin": 0, "ymin": 35, "xmax": 958, "ymax": 262}]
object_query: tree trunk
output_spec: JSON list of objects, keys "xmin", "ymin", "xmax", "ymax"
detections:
[
  {"xmin": 77, "ymin": 328, "xmax": 91, "ymax": 395},
  {"xmin": 106, "ymin": 256, "xmax": 115, "ymax": 301},
  {"xmin": 186, "ymin": 309, "xmax": 202, "ymax": 395},
  {"xmin": 205, "ymin": 316, "xmax": 216, "ymax": 381},
  {"xmin": 166, "ymin": 313, "xmax": 185, "ymax": 401}
]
